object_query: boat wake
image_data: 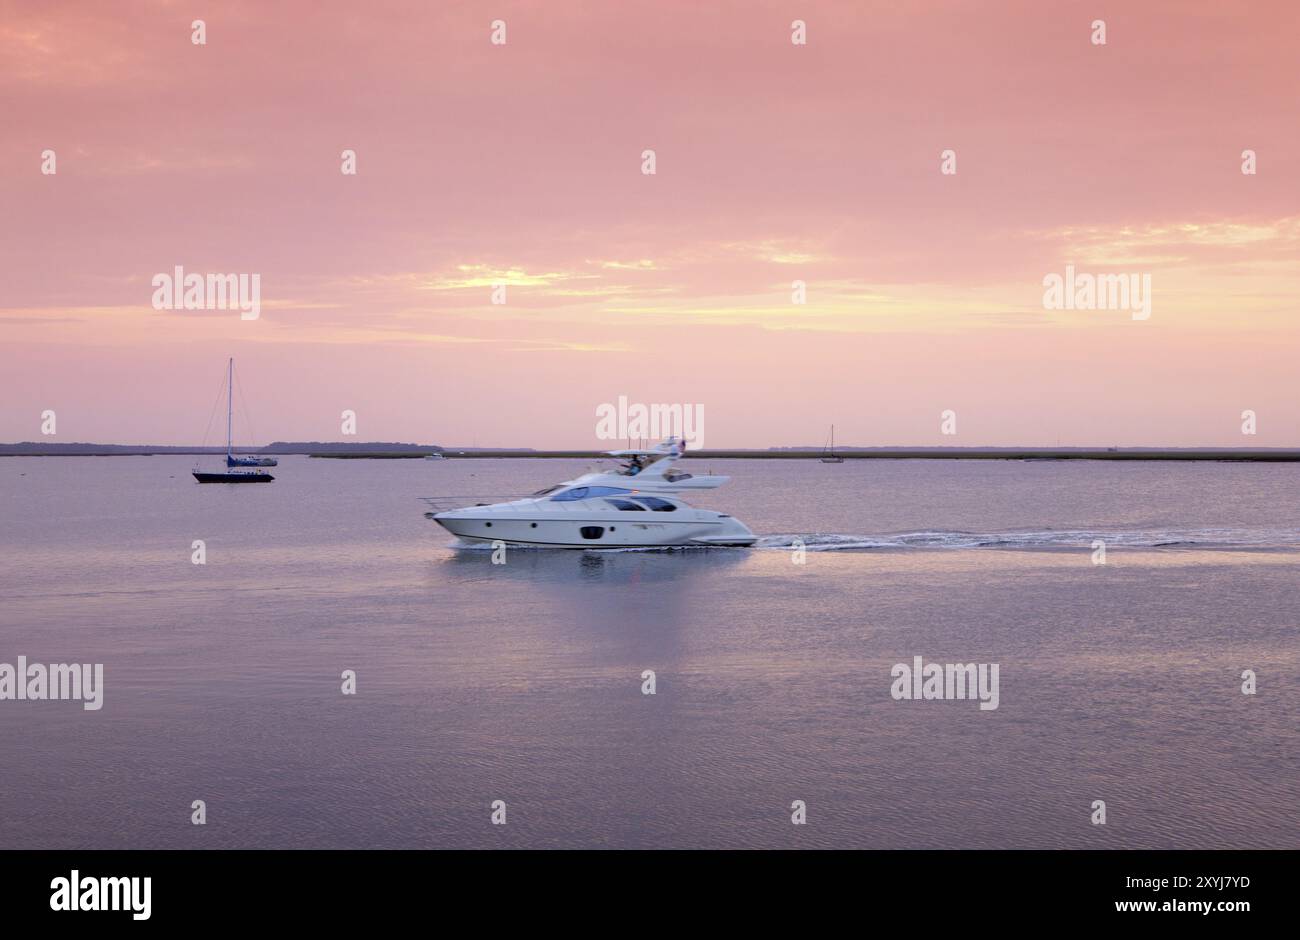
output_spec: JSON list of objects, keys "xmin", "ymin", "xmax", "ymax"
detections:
[{"xmin": 756, "ymin": 528, "xmax": 1300, "ymax": 551}]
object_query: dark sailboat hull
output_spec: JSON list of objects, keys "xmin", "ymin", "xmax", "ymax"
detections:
[{"xmin": 193, "ymin": 471, "xmax": 275, "ymax": 483}]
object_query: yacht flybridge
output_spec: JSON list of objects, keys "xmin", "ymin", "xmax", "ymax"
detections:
[{"xmin": 421, "ymin": 438, "xmax": 756, "ymax": 548}]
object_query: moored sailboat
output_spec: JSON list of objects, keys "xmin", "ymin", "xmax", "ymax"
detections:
[
  {"xmin": 193, "ymin": 358, "xmax": 275, "ymax": 483},
  {"xmin": 821, "ymin": 424, "xmax": 845, "ymax": 463}
]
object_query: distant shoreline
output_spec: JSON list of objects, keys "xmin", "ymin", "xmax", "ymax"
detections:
[
  {"xmin": 3, "ymin": 443, "xmax": 1300, "ymax": 462},
  {"xmin": 313, "ymin": 449, "xmax": 1300, "ymax": 462}
]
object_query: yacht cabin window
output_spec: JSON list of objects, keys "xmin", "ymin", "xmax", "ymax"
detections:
[
  {"xmin": 605, "ymin": 499, "xmax": 646, "ymax": 511},
  {"xmin": 630, "ymin": 496, "xmax": 676, "ymax": 512}
]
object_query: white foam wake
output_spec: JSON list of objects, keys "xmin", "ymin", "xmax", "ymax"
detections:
[{"xmin": 756, "ymin": 528, "xmax": 1300, "ymax": 551}]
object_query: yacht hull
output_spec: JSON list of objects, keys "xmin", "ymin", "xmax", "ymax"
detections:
[{"xmin": 431, "ymin": 514, "xmax": 755, "ymax": 548}]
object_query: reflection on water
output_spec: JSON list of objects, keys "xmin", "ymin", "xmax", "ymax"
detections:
[{"xmin": 438, "ymin": 543, "xmax": 747, "ymax": 583}]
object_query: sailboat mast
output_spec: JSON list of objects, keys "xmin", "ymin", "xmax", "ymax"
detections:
[{"xmin": 226, "ymin": 357, "xmax": 233, "ymax": 457}]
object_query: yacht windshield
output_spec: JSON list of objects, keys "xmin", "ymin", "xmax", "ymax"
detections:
[{"xmin": 551, "ymin": 486, "xmax": 634, "ymax": 502}]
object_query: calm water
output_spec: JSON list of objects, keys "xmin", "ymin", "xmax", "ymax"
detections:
[{"xmin": 1, "ymin": 456, "xmax": 1297, "ymax": 849}]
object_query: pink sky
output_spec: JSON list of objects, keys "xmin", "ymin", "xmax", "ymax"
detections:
[{"xmin": 2, "ymin": 0, "xmax": 1297, "ymax": 447}]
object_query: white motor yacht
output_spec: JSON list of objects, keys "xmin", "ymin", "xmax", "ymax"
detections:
[{"xmin": 422, "ymin": 438, "xmax": 756, "ymax": 548}]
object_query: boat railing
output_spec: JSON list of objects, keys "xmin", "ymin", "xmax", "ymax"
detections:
[{"xmin": 417, "ymin": 494, "xmax": 536, "ymax": 513}]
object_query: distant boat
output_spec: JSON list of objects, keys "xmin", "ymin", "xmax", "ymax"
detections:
[
  {"xmin": 424, "ymin": 452, "xmax": 446, "ymax": 461},
  {"xmin": 821, "ymin": 425, "xmax": 845, "ymax": 464},
  {"xmin": 193, "ymin": 358, "xmax": 275, "ymax": 483}
]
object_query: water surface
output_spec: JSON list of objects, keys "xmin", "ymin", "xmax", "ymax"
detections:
[{"xmin": 1, "ymin": 456, "xmax": 1296, "ymax": 848}]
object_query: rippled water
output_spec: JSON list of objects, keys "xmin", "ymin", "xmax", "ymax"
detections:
[{"xmin": 1, "ymin": 456, "xmax": 1296, "ymax": 848}]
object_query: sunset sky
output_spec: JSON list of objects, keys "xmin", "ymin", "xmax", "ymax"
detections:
[{"xmin": 2, "ymin": 0, "xmax": 1297, "ymax": 448}]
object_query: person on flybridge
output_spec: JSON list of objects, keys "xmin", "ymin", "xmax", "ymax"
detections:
[{"xmin": 619, "ymin": 437, "xmax": 684, "ymax": 476}]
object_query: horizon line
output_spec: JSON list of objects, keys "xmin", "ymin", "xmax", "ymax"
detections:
[{"xmin": 5, "ymin": 441, "xmax": 1300, "ymax": 455}]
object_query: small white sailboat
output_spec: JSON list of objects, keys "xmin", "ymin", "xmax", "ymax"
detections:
[
  {"xmin": 193, "ymin": 358, "xmax": 275, "ymax": 483},
  {"xmin": 821, "ymin": 425, "xmax": 845, "ymax": 463}
]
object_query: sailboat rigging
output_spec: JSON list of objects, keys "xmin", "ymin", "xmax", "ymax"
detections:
[{"xmin": 821, "ymin": 424, "xmax": 845, "ymax": 463}]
